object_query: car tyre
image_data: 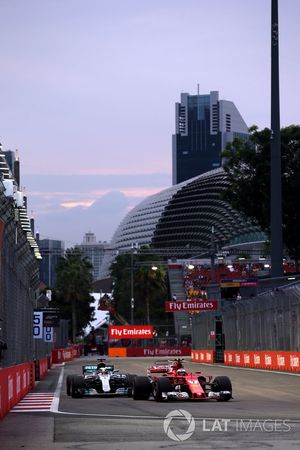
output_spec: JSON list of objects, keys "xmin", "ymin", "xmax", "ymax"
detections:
[
  {"xmin": 126, "ymin": 373, "xmax": 137, "ymax": 397},
  {"xmin": 71, "ymin": 375, "xmax": 85, "ymax": 398},
  {"xmin": 153, "ymin": 377, "xmax": 172, "ymax": 402},
  {"xmin": 66, "ymin": 375, "xmax": 75, "ymax": 396},
  {"xmin": 211, "ymin": 376, "xmax": 232, "ymax": 401},
  {"xmin": 132, "ymin": 376, "xmax": 151, "ymax": 400}
]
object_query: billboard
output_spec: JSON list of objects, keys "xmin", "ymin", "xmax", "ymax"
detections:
[
  {"xmin": 109, "ymin": 325, "xmax": 153, "ymax": 339},
  {"xmin": 165, "ymin": 300, "xmax": 218, "ymax": 312}
]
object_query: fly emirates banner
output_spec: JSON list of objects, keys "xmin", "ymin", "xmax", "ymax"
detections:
[{"xmin": 109, "ymin": 325, "xmax": 153, "ymax": 339}]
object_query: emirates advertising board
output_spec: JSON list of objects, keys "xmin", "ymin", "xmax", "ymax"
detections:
[
  {"xmin": 165, "ymin": 300, "xmax": 218, "ymax": 312},
  {"xmin": 109, "ymin": 325, "xmax": 153, "ymax": 339}
]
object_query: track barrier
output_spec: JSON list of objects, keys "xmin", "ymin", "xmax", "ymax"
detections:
[
  {"xmin": 0, "ymin": 362, "xmax": 34, "ymax": 419},
  {"xmin": 191, "ymin": 349, "xmax": 300, "ymax": 372},
  {"xmin": 0, "ymin": 345, "xmax": 82, "ymax": 419},
  {"xmin": 108, "ymin": 347, "xmax": 191, "ymax": 357},
  {"xmin": 191, "ymin": 350, "xmax": 215, "ymax": 363},
  {"xmin": 224, "ymin": 350, "xmax": 300, "ymax": 372}
]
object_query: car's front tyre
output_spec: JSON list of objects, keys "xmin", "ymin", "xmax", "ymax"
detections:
[
  {"xmin": 71, "ymin": 375, "xmax": 85, "ymax": 398},
  {"xmin": 66, "ymin": 375, "xmax": 75, "ymax": 396},
  {"xmin": 153, "ymin": 377, "xmax": 172, "ymax": 402},
  {"xmin": 211, "ymin": 375, "xmax": 232, "ymax": 401}
]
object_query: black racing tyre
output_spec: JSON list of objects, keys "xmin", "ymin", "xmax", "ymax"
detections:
[
  {"xmin": 153, "ymin": 377, "xmax": 172, "ymax": 402},
  {"xmin": 126, "ymin": 374, "xmax": 137, "ymax": 397},
  {"xmin": 66, "ymin": 375, "xmax": 75, "ymax": 396},
  {"xmin": 132, "ymin": 376, "xmax": 151, "ymax": 400},
  {"xmin": 211, "ymin": 376, "xmax": 232, "ymax": 401},
  {"xmin": 71, "ymin": 375, "xmax": 85, "ymax": 398}
]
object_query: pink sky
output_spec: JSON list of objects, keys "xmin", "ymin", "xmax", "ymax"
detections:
[{"xmin": 1, "ymin": 0, "xmax": 300, "ymax": 243}]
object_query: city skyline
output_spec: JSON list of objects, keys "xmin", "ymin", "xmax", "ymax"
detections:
[{"xmin": 1, "ymin": 0, "xmax": 299, "ymax": 244}]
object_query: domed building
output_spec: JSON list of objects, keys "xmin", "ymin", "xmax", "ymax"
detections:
[{"xmin": 100, "ymin": 168, "xmax": 265, "ymax": 277}]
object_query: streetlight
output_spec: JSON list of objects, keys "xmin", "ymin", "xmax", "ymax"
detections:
[
  {"xmin": 130, "ymin": 243, "xmax": 138, "ymax": 324},
  {"xmin": 210, "ymin": 226, "xmax": 216, "ymax": 282}
]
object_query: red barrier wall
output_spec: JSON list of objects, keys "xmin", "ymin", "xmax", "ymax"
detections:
[
  {"xmin": 0, "ymin": 363, "xmax": 34, "ymax": 419},
  {"xmin": 51, "ymin": 346, "xmax": 81, "ymax": 364},
  {"xmin": 224, "ymin": 350, "xmax": 300, "ymax": 372},
  {"xmin": 38, "ymin": 357, "xmax": 49, "ymax": 380},
  {"xmin": 191, "ymin": 350, "xmax": 215, "ymax": 363},
  {"xmin": 126, "ymin": 347, "xmax": 191, "ymax": 357}
]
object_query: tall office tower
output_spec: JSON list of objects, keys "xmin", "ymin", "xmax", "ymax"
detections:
[
  {"xmin": 39, "ymin": 239, "xmax": 65, "ymax": 288},
  {"xmin": 76, "ymin": 232, "xmax": 108, "ymax": 282},
  {"xmin": 172, "ymin": 91, "xmax": 249, "ymax": 184}
]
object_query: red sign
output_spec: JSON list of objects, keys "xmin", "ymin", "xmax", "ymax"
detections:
[
  {"xmin": 165, "ymin": 301, "xmax": 218, "ymax": 312},
  {"xmin": 126, "ymin": 347, "xmax": 191, "ymax": 357},
  {"xmin": 109, "ymin": 325, "xmax": 153, "ymax": 339}
]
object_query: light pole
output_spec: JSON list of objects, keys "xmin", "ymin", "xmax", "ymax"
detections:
[
  {"xmin": 210, "ymin": 226, "xmax": 216, "ymax": 283},
  {"xmin": 130, "ymin": 243, "xmax": 138, "ymax": 324},
  {"xmin": 270, "ymin": 0, "xmax": 283, "ymax": 277}
]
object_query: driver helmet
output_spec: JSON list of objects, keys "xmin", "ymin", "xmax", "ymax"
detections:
[
  {"xmin": 176, "ymin": 368, "xmax": 187, "ymax": 376},
  {"xmin": 97, "ymin": 362, "xmax": 106, "ymax": 369}
]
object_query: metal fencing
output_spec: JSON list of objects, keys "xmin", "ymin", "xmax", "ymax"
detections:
[
  {"xmin": 0, "ymin": 193, "xmax": 50, "ymax": 368},
  {"xmin": 192, "ymin": 282, "xmax": 300, "ymax": 352}
]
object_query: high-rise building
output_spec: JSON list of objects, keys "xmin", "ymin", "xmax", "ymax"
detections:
[
  {"xmin": 39, "ymin": 239, "xmax": 65, "ymax": 288},
  {"xmin": 172, "ymin": 90, "xmax": 248, "ymax": 184},
  {"xmin": 76, "ymin": 233, "xmax": 108, "ymax": 282}
]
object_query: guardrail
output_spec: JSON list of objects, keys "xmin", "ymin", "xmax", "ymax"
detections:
[
  {"xmin": 108, "ymin": 347, "xmax": 191, "ymax": 357},
  {"xmin": 191, "ymin": 349, "xmax": 300, "ymax": 372},
  {"xmin": 224, "ymin": 350, "xmax": 300, "ymax": 372},
  {"xmin": 0, "ymin": 345, "xmax": 82, "ymax": 419},
  {"xmin": 0, "ymin": 362, "xmax": 35, "ymax": 419},
  {"xmin": 191, "ymin": 350, "xmax": 215, "ymax": 363}
]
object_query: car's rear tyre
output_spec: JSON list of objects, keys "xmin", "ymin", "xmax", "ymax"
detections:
[
  {"xmin": 132, "ymin": 376, "xmax": 151, "ymax": 400},
  {"xmin": 71, "ymin": 375, "xmax": 85, "ymax": 398},
  {"xmin": 211, "ymin": 376, "xmax": 232, "ymax": 401},
  {"xmin": 66, "ymin": 375, "xmax": 75, "ymax": 396},
  {"xmin": 126, "ymin": 373, "xmax": 137, "ymax": 397},
  {"xmin": 153, "ymin": 377, "xmax": 172, "ymax": 402}
]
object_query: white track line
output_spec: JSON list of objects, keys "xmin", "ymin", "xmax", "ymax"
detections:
[{"xmin": 50, "ymin": 363, "xmax": 65, "ymax": 412}]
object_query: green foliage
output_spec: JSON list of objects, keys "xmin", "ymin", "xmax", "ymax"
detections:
[
  {"xmin": 110, "ymin": 247, "xmax": 169, "ymax": 325},
  {"xmin": 54, "ymin": 248, "xmax": 94, "ymax": 340},
  {"xmin": 222, "ymin": 125, "xmax": 300, "ymax": 261}
]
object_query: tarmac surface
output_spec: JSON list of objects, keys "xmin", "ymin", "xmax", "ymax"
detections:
[{"xmin": 0, "ymin": 356, "xmax": 300, "ymax": 449}]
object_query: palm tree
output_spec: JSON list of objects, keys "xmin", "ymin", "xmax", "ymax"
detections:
[
  {"xmin": 134, "ymin": 265, "xmax": 166, "ymax": 324},
  {"xmin": 56, "ymin": 248, "xmax": 93, "ymax": 342}
]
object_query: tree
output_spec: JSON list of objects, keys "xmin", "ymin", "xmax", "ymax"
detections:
[
  {"xmin": 222, "ymin": 125, "xmax": 300, "ymax": 262},
  {"xmin": 55, "ymin": 248, "xmax": 94, "ymax": 341},
  {"xmin": 134, "ymin": 265, "xmax": 166, "ymax": 325},
  {"xmin": 110, "ymin": 248, "xmax": 168, "ymax": 325}
]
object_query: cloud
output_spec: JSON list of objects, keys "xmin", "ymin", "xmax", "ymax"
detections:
[
  {"xmin": 35, "ymin": 191, "xmax": 131, "ymax": 245},
  {"xmin": 23, "ymin": 172, "xmax": 171, "ymax": 245}
]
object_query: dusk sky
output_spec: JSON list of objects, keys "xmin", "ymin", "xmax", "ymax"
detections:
[{"xmin": 1, "ymin": 0, "xmax": 299, "ymax": 246}]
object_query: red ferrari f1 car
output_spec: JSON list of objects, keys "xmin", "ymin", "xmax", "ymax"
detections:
[{"xmin": 132, "ymin": 359, "xmax": 232, "ymax": 402}]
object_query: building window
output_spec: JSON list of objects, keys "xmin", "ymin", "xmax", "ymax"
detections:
[{"xmin": 226, "ymin": 114, "xmax": 231, "ymax": 132}]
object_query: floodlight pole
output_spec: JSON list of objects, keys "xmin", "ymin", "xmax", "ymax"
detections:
[
  {"xmin": 270, "ymin": 0, "xmax": 283, "ymax": 277},
  {"xmin": 130, "ymin": 244, "xmax": 134, "ymax": 325}
]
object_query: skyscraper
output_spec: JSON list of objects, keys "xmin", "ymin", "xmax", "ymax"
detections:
[
  {"xmin": 39, "ymin": 239, "xmax": 65, "ymax": 288},
  {"xmin": 172, "ymin": 91, "xmax": 248, "ymax": 184},
  {"xmin": 76, "ymin": 232, "xmax": 108, "ymax": 282}
]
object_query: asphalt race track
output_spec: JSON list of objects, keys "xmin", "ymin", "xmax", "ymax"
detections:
[{"xmin": 0, "ymin": 356, "xmax": 300, "ymax": 449}]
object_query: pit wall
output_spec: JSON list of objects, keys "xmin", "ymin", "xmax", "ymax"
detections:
[
  {"xmin": 109, "ymin": 347, "xmax": 191, "ymax": 358},
  {"xmin": 191, "ymin": 350, "xmax": 300, "ymax": 372},
  {"xmin": 0, "ymin": 345, "xmax": 82, "ymax": 419}
]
